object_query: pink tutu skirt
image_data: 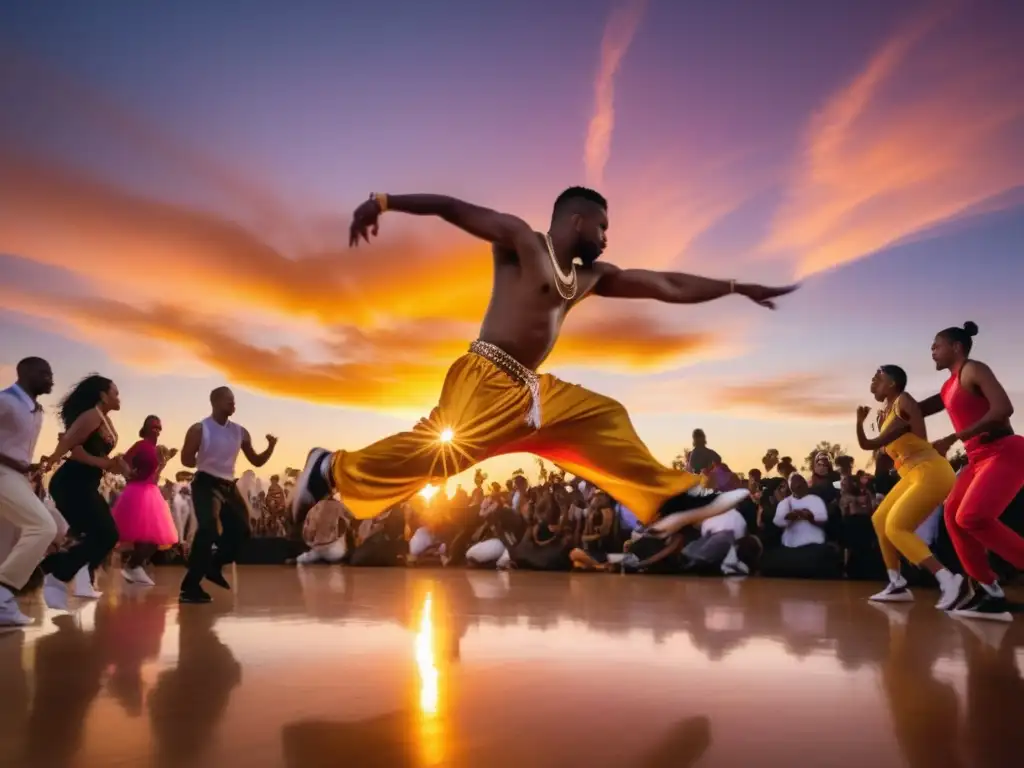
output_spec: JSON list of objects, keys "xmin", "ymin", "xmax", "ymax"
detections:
[{"xmin": 111, "ymin": 482, "xmax": 179, "ymax": 546}]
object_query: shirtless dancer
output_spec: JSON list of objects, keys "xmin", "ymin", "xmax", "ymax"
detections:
[{"xmin": 292, "ymin": 188, "xmax": 796, "ymax": 531}]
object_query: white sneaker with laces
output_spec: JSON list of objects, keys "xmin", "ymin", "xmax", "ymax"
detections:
[
  {"xmin": 935, "ymin": 573, "xmax": 966, "ymax": 611},
  {"xmin": 869, "ymin": 582, "xmax": 913, "ymax": 602}
]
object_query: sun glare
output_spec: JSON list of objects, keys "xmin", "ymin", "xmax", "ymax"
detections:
[
  {"xmin": 420, "ymin": 483, "xmax": 439, "ymax": 501},
  {"xmin": 439, "ymin": 427, "xmax": 454, "ymax": 444}
]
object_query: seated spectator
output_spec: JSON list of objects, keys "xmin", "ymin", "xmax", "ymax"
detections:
[
  {"xmin": 761, "ymin": 474, "xmax": 841, "ymax": 579},
  {"xmin": 569, "ymin": 491, "xmax": 618, "ymax": 571},
  {"xmin": 296, "ymin": 497, "xmax": 349, "ymax": 565},
  {"xmin": 809, "ymin": 453, "xmax": 840, "ymax": 505},
  {"xmin": 777, "ymin": 455, "xmax": 797, "ymax": 481},
  {"xmin": 464, "ymin": 501, "xmax": 526, "ymax": 569},
  {"xmin": 620, "ymin": 530, "xmax": 687, "ymax": 574},
  {"xmin": 809, "ymin": 453, "xmax": 842, "ymax": 541},
  {"xmin": 407, "ymin": 498, "xmax": 448, "ymax": 565},
  {"xmin": 348, "ymin": 506, "xmax": 407, "ymax": 567},
  {"xmin": 703, "ymin": 459, "xmax": 743, "ymax": 492},
  {"xmin": 835, "ymin": 455, "xmax": 855, "ymax": 489},
  {"xmin": 513, "ymin": 486, "xmax": 572, "ymax": 570},
  {"xmin": 681, "ymin": 508, "xmax": 750, "ymax": 575}
]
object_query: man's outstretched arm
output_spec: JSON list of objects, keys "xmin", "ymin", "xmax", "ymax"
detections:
[
  {"xmin": 593, "ymin": 264, "xmax": 797, "ymax": 309},
  {"xmin": 349, "ymin": 193, "xmax": 533, "ymax": 249}
]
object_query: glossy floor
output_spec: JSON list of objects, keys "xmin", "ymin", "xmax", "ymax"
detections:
[{"xmin": 1, "ymin": 568, "xmax": 1021, "ymax": 768}]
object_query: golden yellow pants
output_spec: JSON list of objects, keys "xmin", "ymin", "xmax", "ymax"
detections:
[
  {"xmin": 872, "ymin": 457, "xmax": 956, "ymax": 568},
  {"xmin": 330, "ymin": 353, "xmax": 700, "ymax": 522}
]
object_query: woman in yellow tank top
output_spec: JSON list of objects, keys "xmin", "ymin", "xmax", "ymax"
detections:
[{"xmin": 856, "ymin": 365, "xmax": 966, "ymax": 609}]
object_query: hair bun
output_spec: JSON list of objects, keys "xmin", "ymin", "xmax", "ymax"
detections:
[{"xmin": 962, "ymin": 321, "xmax": 978, "ymax": 337}]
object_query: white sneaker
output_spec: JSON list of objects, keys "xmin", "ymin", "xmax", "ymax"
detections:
[
  {"xmin": 122, "ymin": 566, "xmax": 154, "ymax": 586},
  {"xmin": 935, "ymin": 573, "xmax": 967, "ymax": 611},
  {"xmin": 296, "ymin": 551, "xmax": 320, "ymax": 566},
  {"xmin": 869, "ymin": 582, "xmax": 913, "ymax": 602},
  {"xmin": 72, "ymin": 566, "xmax": 102, "ymax": 599},
  {"xmin": 721, "ymin": 560, "xmax": 750, "ymax": 576},
  {"xmin": 0, "ymin": 587, "xmax": 32, "ymax": 627},
  {"xmin": 43, "ymin": 574, "xmax": 69, "ymax": 611}
]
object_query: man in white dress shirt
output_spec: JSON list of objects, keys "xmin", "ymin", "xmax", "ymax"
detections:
[
  {"xmin": 761, "ymin": 473, "xmax": 841, "ymax": 579},
  {"xmin": 0, "ymin": 358, "xmax": 58, "ymax": 626}
]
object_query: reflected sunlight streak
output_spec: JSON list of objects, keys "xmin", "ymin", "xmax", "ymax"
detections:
[{"xmin": 414, "ymin": 590, "xmax": 445, "ymax": 766}]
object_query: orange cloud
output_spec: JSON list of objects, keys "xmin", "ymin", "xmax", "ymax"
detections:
[
  {"xmin": 584, "ymin": 0, "xmax": 647, "ymax": 187},
  {"xmin": 763, "ymin": 2, "xmax": 1024, "ymax": 277},
  {"xmin": 0, "ymin": 56, "xmax": 739, "ymax": 408},
  {"xmin": 0, "ymin": 154, "xmax": 494, "ymax": 326},
  {"xmin": 0, "ymin": 277, "xmax": 726, "ymax": 412},
  {"xmin": 711, "ymin": 375, "xmax": 857, "ymax": 421}
]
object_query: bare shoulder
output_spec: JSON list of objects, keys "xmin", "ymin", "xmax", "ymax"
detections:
[
  {"xmin": 576, "ymin": 261, "xmax": 621, "ymax": 300},
  {"xmin": 74, "ymin": 409, "xmax": 104, "ymax": 429},
  {"xmin": 962, "ymin": 359, "xmax": 994, "ymax": 378},
  {"xmin": 896, "ymin": 391, "xmax": 918, "ymax": 408}
]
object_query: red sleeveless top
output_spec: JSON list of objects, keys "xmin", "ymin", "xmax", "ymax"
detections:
[{"xmin": 940, "ymin": 364, "xmax": 989, "ymax": 455}]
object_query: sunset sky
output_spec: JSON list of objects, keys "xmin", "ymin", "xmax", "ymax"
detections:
[{"xmin": 2, "ymin": 0, "xmax": 1023, "ymax": 492}]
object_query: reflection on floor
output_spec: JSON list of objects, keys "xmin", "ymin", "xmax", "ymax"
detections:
[{"xmin": 0, "ymin": 567, "xmax": 1021, "ymax": 767}]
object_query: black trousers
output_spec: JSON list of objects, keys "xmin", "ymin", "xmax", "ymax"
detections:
[
  {"xmin": 761, "ymin": 543, "xmax": 842, "ymax": 579},
  {"xmin": 42, "ymin": 468, "xmax": 118, "ymax": 583},
  {"xmin": 182, "ymin": 472, "xmax": 251, "ymax": 589}
]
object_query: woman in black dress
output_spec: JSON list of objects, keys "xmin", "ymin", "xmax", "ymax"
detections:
[{"xmin": 40, "ymin": 375, "xmax": 127, "ymax": 609}]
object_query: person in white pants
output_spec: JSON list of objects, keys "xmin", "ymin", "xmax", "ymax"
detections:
[
  {"xmin": 465, "ymin": 538, "xmax": 512, "ymax": 568},
  {"xmin": 0, "ymin": 358, "xmax": 59, "ymax": 627},
  {"xmin": 296, "ymin": 498, "xmax": 349, "ymax": 564}
]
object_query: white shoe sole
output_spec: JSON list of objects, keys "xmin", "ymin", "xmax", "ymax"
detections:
[
  {"xmin": 292, "ymin": 448, "xmax": 329, "ymax": 522},
  {"xmin": 869, "ymin": 591, "xmax": 914, "ymax": 603},
  {"xmin": 951, "ymin": 608, "xmax": 1012, "ymax": 623},
  {"xmin": 122, "ymin": 568, "xmax": 154, "ymax": 587}
]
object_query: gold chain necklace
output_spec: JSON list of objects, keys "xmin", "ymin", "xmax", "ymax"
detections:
[{"xmin": 544, "ymin": 232, "xmax": 577, "ymax": 300}]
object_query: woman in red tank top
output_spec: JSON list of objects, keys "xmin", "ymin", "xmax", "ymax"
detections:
[{"xmin": 922, "ymin": 322, "xmax": 1024, "ymax": 623}]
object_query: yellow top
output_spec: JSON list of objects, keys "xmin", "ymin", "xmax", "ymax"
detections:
[{"xmin": 880, "ymin": 396, "xmax": 940, "ymax": 472}]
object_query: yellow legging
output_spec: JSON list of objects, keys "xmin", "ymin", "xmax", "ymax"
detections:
[
  {"xmin": 872, "ymin": 457, "xmax": 956, "ymax": 568},
  {"xmin": 330, "ymin": 352, "xmax": 701, "ymax": 522}
]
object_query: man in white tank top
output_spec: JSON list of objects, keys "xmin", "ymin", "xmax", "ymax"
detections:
[{"xmin": 178, "ymin": 386, "xmax": 277, "ymax": 603}]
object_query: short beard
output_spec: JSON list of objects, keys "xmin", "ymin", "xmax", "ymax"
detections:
[{"xmin": 577, "ymin": 244, "xmax": 601, "ymax": 266}]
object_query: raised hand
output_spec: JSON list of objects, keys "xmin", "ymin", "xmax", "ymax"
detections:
[
  {"xmin": 266, "ymin": 434, "xmax": 279, "ymax": 448},
  {"xmin": 349, "ymin": 195, "xmax": 383, "ymax": 246},
  {"xmin": 856, "ymin": 405, "xmax": 872, "ymax": 423},
  {"xmin": 738, "ymin": 283, "xmax": 799, "ymax": 310}
]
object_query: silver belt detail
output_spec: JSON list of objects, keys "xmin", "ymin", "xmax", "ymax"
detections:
[{"xmin": 468, "ymin": 340, "xmax": 542, "ymax": 428}]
